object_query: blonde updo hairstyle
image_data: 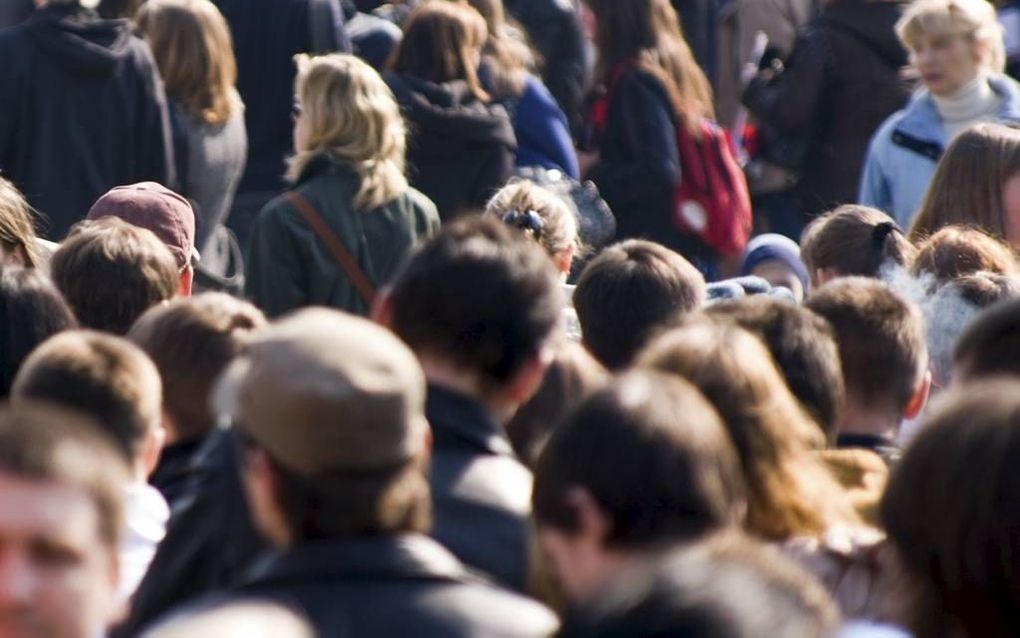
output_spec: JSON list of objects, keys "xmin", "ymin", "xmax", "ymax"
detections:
[
  {"xmin": 485, "ymin": 180, "xmax": 580, "ymax": 262},
  {"xmin": 896, "ymin": 0, "xmax": 1006, "ymax": 74},
  {"xmin": 288, "ymin": 54, "xmax": 408, "ymax": 210}
]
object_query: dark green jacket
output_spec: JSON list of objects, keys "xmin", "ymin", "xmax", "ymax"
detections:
[{"xmin": 247, "ymin": 155, "xmax": 439, "ymax": 317}]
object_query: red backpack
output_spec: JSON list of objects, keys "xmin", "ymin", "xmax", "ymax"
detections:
[{"xmin": 591, "ymin": 64, "xmax": 752, "ymax": 257}]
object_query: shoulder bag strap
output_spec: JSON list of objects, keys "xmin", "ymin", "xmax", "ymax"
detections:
[{"xmin": 283, "ymin": 191, "xmax": 376, "ymax": 307}]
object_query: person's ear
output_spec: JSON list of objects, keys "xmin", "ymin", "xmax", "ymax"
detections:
[
  {"xmin": 973, "ymin": 37, "xmax": 988, "ymax": 65},
  {"xmin": 178, "ymin": 265, "xmax": 194, "ymax": 297},
  {"xmin": 241, "ymin": 447, "xmax": 291, "ymax": 547},
  {"xmin": 505, "ymin": 347, "xmax": 553, "ymax": 406},
  {"xmin": 141, "ymin": 424, "xmax": 166, "ymax": 479},
  {"xmin": 371, "ymin": 287, "xmax": 394, "ymax": 328},
  {"xmin": 904, "ymin": 369, "xmax": 932, "ymax": 420},
  {"xmin": 813, "ymin": 267, "xmax": 839, "ymax": 289},
  {"xmin": 564, "ymin": 486, "xmax": 612, "ymax": 546}
]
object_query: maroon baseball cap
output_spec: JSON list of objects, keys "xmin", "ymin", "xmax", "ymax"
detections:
[{"xmin": 87, "ymin": 182, "xmax": 198, "ymax": 270}]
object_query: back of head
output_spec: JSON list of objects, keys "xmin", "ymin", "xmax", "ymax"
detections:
[
  {"xmin": 486, "ymin": 179, "xmax": 580, "ymax": 261},
  {"xmin": 136, "ymin": 0, "xmax": 237, "ymax": 125},
  {"xmin": 0, "ymin": 267, "xmax": 77, "ymax": 398},
  {"xmin": 800, "ymin": 205, "xmax": 915, "ymax": 284},
  {"xmin": 637, "ymin": 320, "xmax": 857, "ymax": 539},
  {"xmin": 11, "ymin": 331, "xmax": 162, "ymax": 464},
  {"xmin": 558, "ymin": 533, "xmax": 839, "ymax": 638},
  {"xmin": 532, "ymin": 370, "xmax": 745, "ymax": 549},
  {"xmin": 51, "ymin": 218, "xmax": 179, "ymax": 335},
  {"xmin": 952, "ymin": 296, "xmax": 1020, "ymax": 380},
  {"xmin": 128, "ymin": 293, "xmax": 266, "ymax": 443},
  {"xmin": 0, "ymin": 177, "xmax": 41, "ymax": 268},
  {"xmin": 573, "ymin": 239, "xmax": 706, "ymax": 370},
  {"xmin": 388, "ymin": 216, "xmax": 561, "ymax": 392},
  {"xmin": 390, "ymin": 0, "xmax": 489, "ymax": 101},
  {"xmin": 288, "ymin": 53, "xmax": 408, "ymax": 209},
  {"xmin": 505, "ymin": 341, "xmax": 608, "ymax": 467},
  {"xmin": 911, "ymin": 225, "xmax": 1018, "ymax": 285},
  {"xmin": 0, "ymin": 402, "xmax": 129, "ymax": 551},
  {"xmin": 909, "ymin": 124, "xmax": 1020, "ymax": 244},
  {"xmin": 705, "ymin": 297, "xmax": 844, "ymax": 438},
  {"xmin": 806, "ymin": 277, "xmax": 927, "ymax": 418},
  {"xmin": 214, "ymin": 308, "xmax": 431, "ymax": 541},
  {"xmin": 882, "ymin": 380, "xmax": 1020, "ymax": 636}
]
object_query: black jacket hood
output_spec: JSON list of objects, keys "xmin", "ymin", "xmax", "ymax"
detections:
[
  {"xmin": 820, "ymin": 0, "xmax": 910, "ymax": 69},
  {"xmin": 385, "ymin": 73, "xmax": 517, "ymax": 151},
  {"xmin": 25, "ymin": 4, "xmax": 134, "ymax": 76}
]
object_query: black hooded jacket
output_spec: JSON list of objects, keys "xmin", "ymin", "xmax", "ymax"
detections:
[
  {"xmin": 0, "ymin": 4, "xmax": 174, "ymax": 239},
  {"xmin": 385, "ymin": 73, "xmax": 516, "ymax": 220},
  {"xmin": 742, "ymin": 0, "xmax": 913, "ymax": 215}
]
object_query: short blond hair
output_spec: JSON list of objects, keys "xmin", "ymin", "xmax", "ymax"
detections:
[
  {"xmin": 288, "ymin": 54, "xmax": 408, "ymax": 210},
  {"xmin": 897, "ymin": 0, "xmax": 1005, "ymax": 73}
]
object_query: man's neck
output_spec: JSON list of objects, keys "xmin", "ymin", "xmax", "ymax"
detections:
[
  {"xmin": 835, "ymin": 402, "xmax": 899, "ymax": 441},
  {"xmin": 417, "ymin": 355, "xmax": 515, "ymax": 424}
]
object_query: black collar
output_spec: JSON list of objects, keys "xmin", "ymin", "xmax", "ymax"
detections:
[
  {"xmin": 425, "ymin": 384, "xmax": 515, "ymax": 457},
  {"xmin": 240, "ymin": 534, "xmax": 475, "ymax": 588}
]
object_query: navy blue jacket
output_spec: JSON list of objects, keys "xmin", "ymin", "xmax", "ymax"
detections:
[{"xmin": 0, "ymin": 4, "xmax": 174, "ymax": 239}]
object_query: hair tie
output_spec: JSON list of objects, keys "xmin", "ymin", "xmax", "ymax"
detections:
[
  {"xmin": 871, "ymin": 221, "xmax": 901, "ymax": 250},
  {"xmin": 502, "ymin": 209, "xmax": 544, "ymax": 241}
]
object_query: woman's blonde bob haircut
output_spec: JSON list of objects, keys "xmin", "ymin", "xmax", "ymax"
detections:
[
  {"xmin": 288, "ymin": 54, "xmax": 409, "ymax": 210},
  {"xmin": 137, "ymin": 0, "xmax": 239, "ymax": 125},
  {"xmin": 896, "ymin": 0, "xmax": 1006, "ymax": 74},
  {"xmin": 0, "ymin": 178, "xmax": 40, "ymax": 269}
]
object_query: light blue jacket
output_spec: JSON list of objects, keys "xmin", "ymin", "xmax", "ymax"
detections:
[{"xmin": 858, "ymin": 74, "xmax": 1020, "ymax": 227}]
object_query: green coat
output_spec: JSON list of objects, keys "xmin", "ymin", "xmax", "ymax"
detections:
[{"xmin": 247, "ymin": 155, "xmax": 440, "ymax": 317}]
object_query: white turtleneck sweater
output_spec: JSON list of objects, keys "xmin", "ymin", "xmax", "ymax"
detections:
[{"xmin": 933, "ymin": 74, "xmax": 1003, "ymax": 142}]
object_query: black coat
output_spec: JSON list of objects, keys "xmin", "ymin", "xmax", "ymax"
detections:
[
  {"xmin": 224, "ymin": 535, "xmax": 558, "ymax": 637},
  {"xmin": 427, "ymin": 385, "xmax": 534, "ymax": 593},
  {"xmin": 587, "ymin": 67, "xmax": 713, "ymax": 262},
  {"xmin": 0, "ymin": 4, "xmax": 174, "ymax": 239},
  {"xmin": 503, "ymin": 0, "xmax": 590, "ymax": 137},
  {"xmin": 0, "ymin": 0, "xmax": 31, "ymax": 27},
  {"xmin": 385, "ymin": 74, "xmax": 516, "ymax": 220},
  {"xmin": 742, "ymin": 0, "xmax": 912, "ymax": 215},
  {"xmin": 114, "ymin": 429, "xmax": 267, "ymax": 638}
]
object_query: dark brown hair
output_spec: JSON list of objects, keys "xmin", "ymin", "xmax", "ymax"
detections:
[
  {"xmin": 388, "ymin": 216, "xmax": 561, "ymax": 391},
  {"xmin": 51, "ymin": 218, "xmax": 179, "ymax": 335},
  {"xmin": 532, "ymin": 370, "xmax": 745, "ymax": 548},
  {"xmin": 705, "ymin": 297, "xmax": 844, "ymax": 440},
  {"xmin": 573, "ymin": 239, "xmax": 706, "ymax": 370},
  {"xmin": 129, "ymin": 293, "xmax": 266, "ymax": 443},
  {"xmin": 911, "ymin": 225, "xmax": 1017, "ymax": 285},
  {"xmin": 585, "ymin": 0, "xmax": 713, "ymax": 135},
  {"xmin": 0, "ymin": 402, "xmax": 129, "ymax": 549},
  {"xmin": 882, "ymin": 380, "xmax": 1020, "ymax": 637},
  {"xmin": 12, "ymin": 331, "xmax": 162, "ymax": 463},
  {"xmin": 806, "ymin": 278, "xmax": 926, "ymax": 417},
  {"xmin": 952, "ymin": 296, "xmax": 1020, "ymax": 380},
  {"xmin": 390, "ymin": 1, "xmax": 490, "ymax": 101},
  {"xmin": 800, "ymin": 205, "xmax": 916, "ymax": 284}
]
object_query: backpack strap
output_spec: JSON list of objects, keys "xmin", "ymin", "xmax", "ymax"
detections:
[{"xmin": 283, "ymin": 191, "xmax": 376, "ymax": 308}]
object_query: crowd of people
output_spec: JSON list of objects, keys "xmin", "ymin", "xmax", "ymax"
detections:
[{"xmin": 5, "ymin": 0, "xmax": 1020, "ymax": 636}]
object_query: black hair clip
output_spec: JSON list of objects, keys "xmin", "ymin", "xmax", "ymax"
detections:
[
  {"xmin": 502, "ymin": 209, "xmax": 544, "ymax": 241},
  {"xmin": 871, "ymin": 221, "xmax": 901, "ymax": 250}
]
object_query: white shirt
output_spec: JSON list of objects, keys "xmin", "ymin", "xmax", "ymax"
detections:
[{"xmin": 118, "ymin": 483, "xmax": 170, "ymax": 604}]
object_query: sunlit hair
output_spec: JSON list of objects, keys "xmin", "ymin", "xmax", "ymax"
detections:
[
  {"xmin": 288, "ymin": 54, "xmax": 408, "ymax": 210},
  {"xmin": 896, "ymin": 0, "xmax": 1005, "ymax": 73},
  {"xmin": 801, "ymin": 204, "xmax": 917, "ymax": 284},
  {"xmin": 457, "ymin": 0, "xmax": 534, "ymax": 96},
  {"xmin": 0, "ymin": 178, "xmax": 40, "ymax": 269},
  {"xmin": 909, "ymin": 124, "xmax": 1020, "ymax": 244},
  {"xmin": 585, "ymin": 0, "xmax": 714, "ymax": 135},
  {"xmin": 390, "ymin": 1, "xmax": 490, "ymax": 102},
  {"xmin": 137, "ymin": 0, "xmax": 239, "ymax": 125},
  {"xmin": 485, "ymin": 180, "xmax": 579, "ymax": 257},
  {"xmin": 637, "ymin": 319, "xmax": 861, "ymax": 541},
  {"xmin": 911, "ymin": 225, "xmax": 1018, "ymax": 283}
]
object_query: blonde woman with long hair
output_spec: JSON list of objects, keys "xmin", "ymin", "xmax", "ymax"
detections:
[
  {"xmin": 137, "ymin": 0, "xmax": 247, "ymax": 275},
  {"xmin": 246, "ymin": 54, "xmax": 439, "ymax": 317}
]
